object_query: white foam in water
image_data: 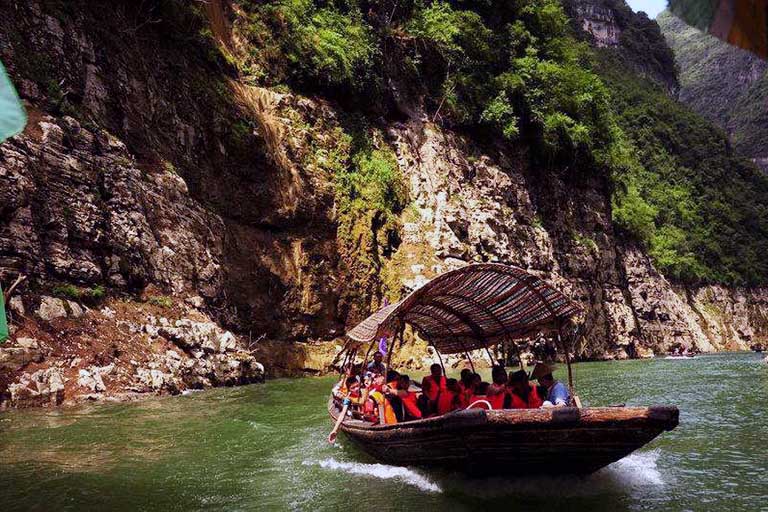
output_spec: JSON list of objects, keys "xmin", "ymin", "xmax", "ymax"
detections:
[
  {"xmin": 604, "ymin": 449, "xmax": 664, "ymax": 488},
  {"xmin": 428, "ymin": 450, "xmax": 664, "ymax": 500},
  {"xmin": 307, "ymin": 458, "xmax": 442, "ymax": 493}
]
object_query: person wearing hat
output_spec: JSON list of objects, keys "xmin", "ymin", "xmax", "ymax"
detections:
[{"xmin": 530, "ymin": 363, "xmax": 570, "ymax": 407}]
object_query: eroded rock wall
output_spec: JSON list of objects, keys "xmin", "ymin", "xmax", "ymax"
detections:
[{"xmin": 1, "ymin": 0, "xmax": 767, "ymax": 412}]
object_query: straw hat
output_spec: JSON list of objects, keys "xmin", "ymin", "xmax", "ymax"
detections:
[{"xmin": 529, "ymin": 362, "xmax": 555, "ymax": 381}]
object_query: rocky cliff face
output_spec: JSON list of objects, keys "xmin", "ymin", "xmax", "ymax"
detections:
[
  {"xmin": 566, "ymin": 0, "xmax": 679, "ymax": 94},
  {"xmin": 1, "ymin": 0, "xmax": 767, "ymax": 408},
  {"xmin": 570, "ymin": 1, "xmax": 622, "ymax": 47}
]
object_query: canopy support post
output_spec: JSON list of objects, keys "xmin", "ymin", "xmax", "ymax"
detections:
[
  {"xmin": 360, "ymin": 338, "xmax": 377, "ymax": 375},
  {"xmin": 457, "ymin": 338, "xmax": 476, "ymax": 373},
  {"xmin": 509, "ymin": 337, "xmax": 525, "ymax": 370},
  {"xmin": 386, "ymin": 323, "xmax": 403, "ymax": 371},
  {"xmin": 556, "ymin": 323, "xmax": 580, "ymax": 407},
  {"xmin": 482, "ymin": 339, "xmax": 495, "ymax": 367},
  {"xmin": 431, "ymin": 342, "xmax": 446, "ymax": 376}
]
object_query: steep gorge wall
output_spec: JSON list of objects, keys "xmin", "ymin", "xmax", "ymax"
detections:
[{"xmin": 0, "ymin": 0, "xmax": 767, "ymax": 409}]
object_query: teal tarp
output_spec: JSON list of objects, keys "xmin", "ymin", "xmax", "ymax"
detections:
[
  {"xmin": 0, "ymin": 284, "xmax": 7, "ymax": 343},
  {"xmin": 0, "ymin": 59, "xmax": 24, "ymax": 342},
  {"xmin": 0, "ymin": 60, "xmax": 26, "ymax": 142}
]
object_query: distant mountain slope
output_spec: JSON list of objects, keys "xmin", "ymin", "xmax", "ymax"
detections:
[{"xmin": 657, "ymin": 10, "xmax": 768, "ymax": 171}]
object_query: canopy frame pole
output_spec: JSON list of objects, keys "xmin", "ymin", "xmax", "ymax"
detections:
[
  {"xmin": 482, "ymin": 339, "xmax": 495, "ymax": 367},
  {"xmin": 555, "ymin": 322, "xmax": 579, "ymax": 407},
  {"xmin": 509, "ymin": 336, "xmax": 525, "ymax": 370},
  {"xmin": 360, "ymin": 338, "xmax": 377, "ymax": 376},
  {"xmin": 457, "ymin": 337, "xmax": 476, "ymax": 373},
  {"xmin": 430, "ymin": 342, "xmax": 446, "ymax": 376},
  {"xmin": 338, "ymin": 348, "xmax": 351, "ymax": 376},
  {"xmin": 387, "ymin": 322, "xmax": 404, "ymax": 370}
]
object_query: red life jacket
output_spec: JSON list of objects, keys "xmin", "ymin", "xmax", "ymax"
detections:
[
  {"xmin": 401, "ymin": 391, "xmax": 422, "ymax": 419},
  {"xmin": 457, "ymin": 386, "xmax": 473, "ymax": 409},
  {"xmin": 509, "ymin": 384, "xmax": 543, "ymax": 409},
  {"xmin": 487, "ymin": 384, "xmax": 506, "ymax": 410},
  {"xmin": 421, "ymin": 375, "xmax": 446, "ymax": 401},
  {"xmin": 436, "ymin": 390, "xmax": 457, "ymax": 415}
]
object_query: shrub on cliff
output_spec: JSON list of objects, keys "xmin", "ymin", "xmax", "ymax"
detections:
[
  {"xmin": 598, "ymin": 52, "xmax": 768, "ymax": 285},
  {"xmin": 241, "ymin": 0, "xmax": 375, "ymax": 91}
]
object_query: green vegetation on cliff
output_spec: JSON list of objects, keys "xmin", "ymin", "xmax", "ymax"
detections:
[
  {"xmin": 600, "ymin": 53, "xmax": 768, "ymax": 285},
  {"xmin": 240, "ymin": 0, "xmax": 621, "ymax": 171},
  {"xmin": 234, "ymin": 0, "xmax": 768, "ymax": 287},
  {"xmin": 657, "ymin": 11, "xmax": 768, "ymax": 164}
]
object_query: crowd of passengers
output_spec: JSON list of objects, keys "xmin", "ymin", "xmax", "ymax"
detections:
[{"xmin": 332, "ymin": 350, "xmax": 571, "ymax": 427}]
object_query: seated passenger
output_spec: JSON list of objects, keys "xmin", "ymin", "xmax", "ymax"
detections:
[
  {"xmin": 335, "ymin": 363, "xmax": 360, "ymax": 396},
  {"xmin": 367, "ymin": 351, "xmax": 386, "ymax": 375},
  {"xmin": 466, "ymin": 382, "xmax": 491, "ymax": 410},
  {"xmin": 367, "ymin": 374, "xmax": 397, "ymax": 425},
  {"xmin": 384, "ymin": 370, "xmax": 403, "ymax": 422},
  {"xmin": 457, "ymin": 369, "xmax": 474, "ymax": 408},
  {"xmin": 387, "ymin": 374, "xmax": 422, "ymax": 421},
  {"xmin": 486, "ymin": 366, "xmax": 508, "ymax": 410},
  {"xmin": 437, "ymin": 378, "xmax": 461, "ymax": 415},
  {"xmin": 458, "ymin": 368, "xmax": 473, "ymax": 392},
  {"xmin": 531, "ymin": 363, "xmax": 571, "ymax": 407},
  {"xmin": 421, "ymin": 363, "xmax": 447, "ymax": 403},
  {"xmin": 417, "ymin": 378, "xmax": 434, "ymax": 417},
  {"xmin": 506, "ymin": 369, "xmax": 543, "ymax": 409}
]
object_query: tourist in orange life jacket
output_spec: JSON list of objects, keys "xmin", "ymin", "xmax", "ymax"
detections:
[
  {"xmin": 458, "ymin": 369, "xmax": 473, "ymax": 392},
  {"xmin": 367, "ymin": 374, "xmax": 398, "ymax": 425},
  {"xmin": 457, "ymin": 369, "xmax": 473, "ymax": 408},
  {"xmin": 437, "ymin": 378, "xmax": 461, "ymax": 415},
  {"xmin": 506, "ymin": 369, "xmax": 544, "ymax": 409},
  {"xmin": 486, "ymin": 366, "xmax": 508, "ymax": 409},
  {"xmin": 421, "ymin": 363, "xmax": 447, "ymax": 402},
  {"xmin": 384, "ymin": 370, "xmax": 404, "ymax": 422},
  {"xmin": 386, "ymin": 374, "xmax": 422, "ymax": 421}
]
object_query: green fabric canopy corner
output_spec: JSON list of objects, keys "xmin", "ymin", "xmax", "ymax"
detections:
[
  {"xmin": 0, "ymin": 60, "xmax": 26, "ymax": 342},
  {"xmin": 0, "ymin": 284, "xmax": 7, "ymax": 343},
  {"xmin": 0, "ymin": 60, "xmax": 26, "ymax": 142}
]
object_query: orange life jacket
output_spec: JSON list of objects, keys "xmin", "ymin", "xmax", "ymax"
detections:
[
  {"xmin": 370, "ymin": 390, "xmax": 398, "ymax": 425},
  {"xmin": 422, "ymin": 375, "xmax": 446, "ymax": 401},
  {"xmin": 509, "ymin": 384, "xmax": 543, "ymax": 409},
  {"xmin": 401, "ymin": 391, "xmax": 423, "ymax": 419},
  {"xmin": 436, "ymin": 390, "xmax": 457, "ymax": 415}
]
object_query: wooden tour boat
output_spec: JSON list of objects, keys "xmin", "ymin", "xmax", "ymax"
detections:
[{"xmin": 329, "ymin": 263, "xmax": 679, "ymax": 475}]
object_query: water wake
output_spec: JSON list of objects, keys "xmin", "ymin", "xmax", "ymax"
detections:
[
  {"xmin": 444, "ymin": 449, "xmax": 665, "ymax": 499},
  {"xmin": 306, "ymin": 458, "xmax": 442, "ymax": 493}
]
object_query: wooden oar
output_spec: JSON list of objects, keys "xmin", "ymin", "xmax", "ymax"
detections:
[{"xmin": 328, "ymin": 399, "xmax": 350, "ymax": 444}]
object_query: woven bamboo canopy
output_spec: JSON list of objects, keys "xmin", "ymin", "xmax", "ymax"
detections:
[{"xmin": 346, "ymin": 263, "xmax": 582, "ymax": 355}]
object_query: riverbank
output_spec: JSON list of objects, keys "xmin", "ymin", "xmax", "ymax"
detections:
[
  {"xmin": 0, "ymin": 292, "xmax": 264, "ymax": 410},
  {"xmin": 1, "ymin": 353, "xmax": 765, "ymax": 511}
]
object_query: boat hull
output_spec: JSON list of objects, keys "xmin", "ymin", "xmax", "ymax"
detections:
[{"xmin": 329, "ymin": 400, "xmax": 679, "ymax": 475}]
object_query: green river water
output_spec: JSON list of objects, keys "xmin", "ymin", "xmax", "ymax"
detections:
[{"xmin": 1, "ymin": 352, "xmax": 766, "ymax": 511}]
